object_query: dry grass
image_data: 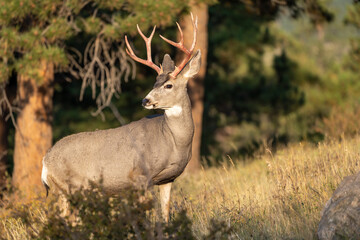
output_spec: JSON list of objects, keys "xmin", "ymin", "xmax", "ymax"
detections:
[
  {"xmin": 1, "ymin": 136, "xmax": 360, "ymax": 239},
  {"xmin": 0, "ymin": 198, "xmax": 48, "ymax": 240},
  {"xmin": 171, "ymin": 136, "xmax": 360, "ymax": 239}
]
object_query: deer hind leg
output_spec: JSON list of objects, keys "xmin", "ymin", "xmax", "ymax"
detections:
[{"xmin": 159, "ymin": 182, "xmax": 172, "ymax": 222}]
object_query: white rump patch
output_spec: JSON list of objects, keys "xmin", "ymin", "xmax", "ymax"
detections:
[
  {"xmin": 165, "ymin": 105, "xmax": 183, "ymax": 117},
  {"xmin": 41, "ymin": 157, "xmax": 49, "ymax": 185}
]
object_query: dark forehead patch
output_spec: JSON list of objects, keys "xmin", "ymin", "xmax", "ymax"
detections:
[
  {"xmin": 153, "ymin": 54, "xmax": 175, "ymax": 88},
  {"xmin": 154, "ymin": 73, "xmax": 170, "ymax": 88}
]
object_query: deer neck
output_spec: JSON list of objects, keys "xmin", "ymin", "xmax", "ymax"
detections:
[{"xmin": 164, "ymin": 94, "xmax": 194, "ymax": 146}]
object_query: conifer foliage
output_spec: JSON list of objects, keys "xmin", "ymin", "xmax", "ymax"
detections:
[{"xmin": 345, "ymin": 0, "xmax": 360, "ymax": 71}]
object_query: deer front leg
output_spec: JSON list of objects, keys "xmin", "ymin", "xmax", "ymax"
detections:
[
  {"xmin": 159, "ymin": 182, "xmax": 172, "ymax": 222},
  {"xmin": 58, "ymin": 194, "xmax": 70, "ymax": 218}
]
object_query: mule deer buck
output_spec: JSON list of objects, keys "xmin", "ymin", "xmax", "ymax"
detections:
[{"xmin": 41, "ymin": 15, "xmax": 200, "ymax": 222}]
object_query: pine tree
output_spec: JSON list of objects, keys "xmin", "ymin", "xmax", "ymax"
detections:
[{"xmin": 180, "ymin": 3, "xmax": 209, "ymax": 172}]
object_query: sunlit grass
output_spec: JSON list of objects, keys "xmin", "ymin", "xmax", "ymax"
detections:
[
  {"xmin": 172, "ymin": 136, "xmax": 360, "ymax": 239},
  {"xmin": 1, "ymin": 136, "xmax": 360, "ymax": 239}
]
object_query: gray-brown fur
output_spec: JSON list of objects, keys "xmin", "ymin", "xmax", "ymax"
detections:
[{"xmin": 42, "ymin": 51, "xmax": 201, "ymax": 200}]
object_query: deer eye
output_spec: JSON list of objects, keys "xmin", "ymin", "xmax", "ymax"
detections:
[{"xmin": 164, "ymin": 84, "xmax": 173, "ymax": 89}]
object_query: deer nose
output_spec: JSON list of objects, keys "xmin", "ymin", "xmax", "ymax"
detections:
[{"xmin": 142, "ymin": 98, "xmax": 150, "ymax": 106}]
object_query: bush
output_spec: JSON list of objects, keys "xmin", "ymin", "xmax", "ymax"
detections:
[{"xmin": 1, "ymin": 182, "xmax": 233, "ymax": 240}]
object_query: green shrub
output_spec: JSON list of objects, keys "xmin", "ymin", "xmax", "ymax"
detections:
[{"xmin": 1, "ymin": 182, "xmax": 233, "ymax": 239}]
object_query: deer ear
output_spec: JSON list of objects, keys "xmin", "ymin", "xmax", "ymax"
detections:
[
  {"xmin": 162, "ymin": 54, "xmax": 175, "ymax": 74},
  {"xmin": 178, "ymin": 50, "xmax": 201, "ymax": 79}
]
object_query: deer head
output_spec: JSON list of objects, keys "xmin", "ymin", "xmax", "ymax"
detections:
[{"xmin": 125, "ymin": 14, "xmax": 201, "ymax": 111}]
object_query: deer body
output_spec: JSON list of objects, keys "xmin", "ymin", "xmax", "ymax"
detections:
[
  {"xmin": 42, "ymin": 97, "xmax": 194, "ymax": 192},
  {"xmin": 42, "ymin": 15, "xmax": 200, "ymax": 222}
]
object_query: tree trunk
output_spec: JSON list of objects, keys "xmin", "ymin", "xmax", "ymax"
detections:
[
  {"xmin": 0, "ymin": 115, "xmax": 8, "ymax": 190},
  {"xmin": 179, "ymin": 3, "xmax": 208, "ymax": 172},
  {"xmin": 12, "ymin": 61, "xmax": 54, "ymax": 195}
]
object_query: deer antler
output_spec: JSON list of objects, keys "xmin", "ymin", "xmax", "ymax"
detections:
[
  {"xmin": 159, "ymin": 13, "xmax": 198, "ymax": 78},
  {"xmin": 125, "ymin": 25, "xmax": 161, "ymax": 75}
]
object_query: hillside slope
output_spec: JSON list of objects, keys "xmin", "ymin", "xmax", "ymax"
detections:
[{"xmin": 172, "ymin": 136, "xmax": 360, "ymax": 238}]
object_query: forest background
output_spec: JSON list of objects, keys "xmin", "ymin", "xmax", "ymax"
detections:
[
  {"xmin": 0, "ymin": 0, "xmax": 360, "ymax": 238},
  {"xmin": 2, "ymin": 0, "xmax": 359, "ymax": 191}
]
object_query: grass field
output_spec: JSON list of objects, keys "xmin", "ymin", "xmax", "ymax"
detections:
[
  {"xmin": 171, "ymin": 136, "xmax": 360, "ymax": 238},
  {"xmin": 1, "ymin": 136, "xmax": 360, "ymax": 239}
]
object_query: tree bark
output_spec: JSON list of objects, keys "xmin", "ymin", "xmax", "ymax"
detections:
[
  {"xmin": 179, "ymin": 3, "xmax": 208, "ymax": 172},
  {"xmin": 12, "ymin": 61, "xmax": 54, "ymax": 195}
]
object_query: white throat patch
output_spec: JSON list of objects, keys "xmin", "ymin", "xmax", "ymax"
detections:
[{"xmin": 165, "ymin": 105, "xmax": 183, "ymax": 117}]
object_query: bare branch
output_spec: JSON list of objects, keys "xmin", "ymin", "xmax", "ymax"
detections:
[
  {"xmin": 109, "ymin": 102, "xmax": 126, "ymax": 125},
  {"xmin": 0, "ymin": 87, "xmax": 21, "ymax": 138},
  {"xmin": 66, "ymin": 33, "xmax": 135, "ymax": 119}
]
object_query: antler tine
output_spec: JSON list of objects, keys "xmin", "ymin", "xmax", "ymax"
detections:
[
  {"xmin": 137, "ymin": 25, "xmax": 156, "ymax": 62},
  {"xmin": 160, "ymin": 13, "xmax": 198, "ymax": 78},
  {"xmin": 124, "ymin": 25, "xmax": 161, "ymax": 74},
  {"xmin": 159, "ymin": 22, "xmax": 189, "ymax": 55},
  {"xmin": 189, "ymin": 13, "xmax": 198, "ymax": 52}
]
